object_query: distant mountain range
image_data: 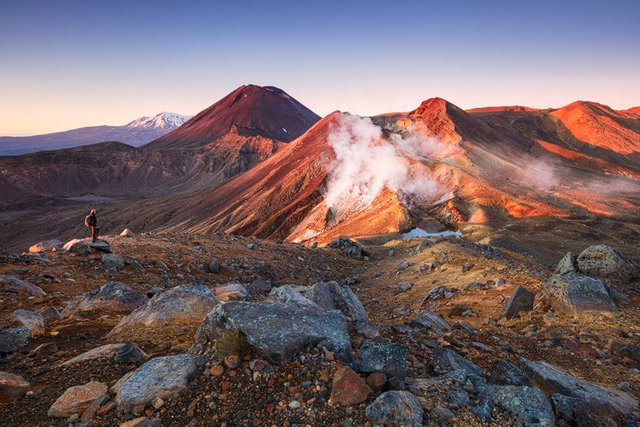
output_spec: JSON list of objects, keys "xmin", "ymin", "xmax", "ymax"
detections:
[{"xmin": 0, "ymin": 112, "xmax": 191, "ymax": 155}]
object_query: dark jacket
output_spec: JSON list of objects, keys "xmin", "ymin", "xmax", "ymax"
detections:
[{"xmin": 85, "ymin": 214, "xmax": 97, "ymax": 227}]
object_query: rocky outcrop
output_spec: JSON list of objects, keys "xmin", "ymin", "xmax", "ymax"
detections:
[
  {"xmin": 0, "ymin": 372, "xmax": 30, "ymax": 403},
  {"xmin": 554, "ymin": 252, "xmax": 577, "ymax": 275},
  {"xmin": 364, "ymin": 391, "xmax": 424, "ymax": 426},
  {"xmin": 488, "ymin": 360, "xmax": 531, "ymax": 386},
  {"xmin": 48, "ymin": 381, "xmax": 108, "ymax": 417},
  {"xmin": 521, "ymin": 358, "xmax": 640, "ymax": 425},
  {"xmin": 500, "ymin": 286, "xmax": 534, "ymax": 319},
  {"xmin": 195, "ymin": 301, "xmax": 352, "ymax": 364},
  {"xmin": 327, "ymin": 237, "xmax": 369, "ymax": 260},
  {"xmin": 109, "ymin": 285, "xmax": 217, "ymax": 337},
  {"xmin": 541, "ymin": 272, "xmax": 617, "ymax": 315},
  {"xmin": 0, "ymin": 275, "xmax": 46, "ymax": 296},
  {"xmin": 62, "ymin": 238, "xmax": 111, "ymax": 255},
  {"xmin": 28, "ymin": 239, "xmax": 62, "ymax": 253},
  {"xmin": 112, "ymin": 354, "xmax": 203, "ymax": 411},
  {"xmin": 575, "ymin": 245, "xmax": 638, "ymax": 282},
  {"xmin": 64, "ymin": 281, "xmax": 145, "ymax": 317},
  {"xmin": 269, "ymin": 285, "xmax": 321, "ymax": 308},
  {"xmin": 409, "ymin": 310, "xmax": 451, "ymax": 334},
  {"xmin": 10, "ymin": 309, "xmax": 45, "ymax": 336},
  {"xmin": 431, "ymin": 347, "xmax": 483, "ymax": 378}
]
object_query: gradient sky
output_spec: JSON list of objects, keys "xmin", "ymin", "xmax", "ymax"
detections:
[{"xmin": 1, "ymin": 0, "xmax": 639, "ymax": 135}]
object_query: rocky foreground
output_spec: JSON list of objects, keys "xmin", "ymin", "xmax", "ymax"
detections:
[{"xmin": 0, "ymin": 232, "xmax": 639, "ymax": 426}]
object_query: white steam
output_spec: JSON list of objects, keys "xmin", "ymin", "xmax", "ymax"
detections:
[{"xmin": 325, "ymin": 114, "xmax": 442, "ymax": 212}]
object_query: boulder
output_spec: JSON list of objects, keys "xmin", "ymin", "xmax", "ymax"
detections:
[
  {"xmin": 330, "ymin": 366, "xmax": 372, "ymax": 406},
  {"xmin": 431, "ymin": 347, "xmax": 483, "ymax": 378},
  {"xmin": 409, "ymin": 310, "xmax": 451, "ymax": 334},
  {"xmin": 407, "ymin": 369, "xmax": 485, "ymax": 397},
  {"xmin": 0, "ymin": 275, "xmax": 46, "ymax": 296},
  {"xmin": 101, "ymin": 253, "xmax": 125, "ymax": 270},
  {"xmin": 113, "ymin": 342, "xmax": 146, "ymax": 364},
  {"xmin": 500, "ymin": 286, "xmax": 534, "ymax": 319},
  {"xmin": 269, "ymin": 285, "xmax": 320, "ymax": 308},
  {"xmin": 213, "ymin": 283, "xmax": 249, "ymax": 301},
  {"xmin": 48, "ymin": 381, "xmax": 107, "ymax": 417},
  {"xmin": 40, "ymin": 306, "xmax": 62, "ymax": 324},
  {"xmin": 473, "ymin": 384, "xmax": 555, "ymax": 426},
  {"xmin": 521, "ymin": 358, "xmax": 639, "ymax": 423},
  {"xmin": 0, "ymin": 327, "xmax": 32, "ymax": 354},
  {"xmin": 64, "ymin": 281, "xmax": 145, "ymax": 317},
  {"xmin": 119, "ymin": 228, "xmax": 135, "ymax": 237},
  {"xmin": 108, "ymin": 285, "xmax": 217, "ymax": 337},
  {"xmin": 63, "ymin": 238, "xmax": 111, "ymax": 255},
  {"xmin": 358, "ymin": 343, "xmax": 408, "ymax": 378},
  {"xmin": 554, "ymin": 252, "xmax": 577, "ymax": 275},
  {"xmin": 327, "ymin": 237, "xmax": 369, "ymax": 260},
  {"xmin": 365, "ymin": 391, "xmax": 424, "ymax": 426},
  {"xmin": 28, "ymin": 239, "xmax": 62, "ymax": 253},
  {"xmin": 551, "ymin": 393, "xmax": 630, "ymax": 426},
  {"xmin": 541, "ymin": 272, "xmax": 617, "ymax": 315},
  {"xmin": 488, "ymin": 360, "xmax": 531, "ymax": 386},
  {"xmin": 112, "ymin": 354, "xmax": 203, "ymax": 410},
  {"xmin": 195, "ymin": 301, "xmax": 352, "ymax": 364},
  {"xmin": 0, "ymin": 372, "xmax": 30, "ymax": 403},
  {"xmin": 62, "ymin": 344, "xmax": 126, "ymax": 366},
  {"xmin": 420, "ymin": 286, "xmax": 458, "ymax": 305},
  {"xmin": 10, "ymin": 309, "xmax": 45, "ymax": 336},
  {"xmin": 576, "ymin": 245, "xmax": 638, "ymax": 282}
]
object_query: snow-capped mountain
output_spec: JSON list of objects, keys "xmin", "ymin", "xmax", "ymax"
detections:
[{"xmin": 0, "ymin": 112, "xmax": 192, "ymax": 155}]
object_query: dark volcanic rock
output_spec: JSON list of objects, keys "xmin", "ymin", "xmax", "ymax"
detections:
[
  {"xmin": 488, "ymin": 360, "xmax": 531, "ymax": 386},
  {"xmin": 365, "ymin": 390, "xmax": 424, "ymax": 426},
  {"xmin": 410, "ymin": 310, "xmax": 451, "ymax": 334},
  {"xmin": 554, "ymin": 252, "xmax": 577, "ymax": 275},
  {"xmin": 500, "ymin": 286, "xmax": 534, "ymax": 319},
  {"xmin": 431, "ymin": 347, "xmax": 483, "ymax": 378},
  {"xmin": 421, "ymin": 286, "xmax": 458, "ymax": 305},
  {"xmin": 576, "ymin": 245, "xmax": 638, "ymax": 282},
  {"xmin": 541, "ymin": 272, "xmax": 617, "ymax": 315},
  {"xmin": 195, "ymin": 301, "xmax": 352, "ymax": 364},
  {"xmin": 0, "ymin": 327, "xmax": 32, "ymax": 354},
  {"xmin": 0, "ymin": 275, "xmax": 46, "ymax": 296},
  {"xmin": 113, "ymin": 342, "xmax": 145, "ymax": 364},
  {"xmin": 327, "ymin": 237, "xmax": 369, "ymax": 260},
  {"xmin": 474, "ymin": 384, "xmax": 555, "ymax": 426},
  {"xmin": 358, "ymin": 342, "xmax": 408, "ymax": 378}
]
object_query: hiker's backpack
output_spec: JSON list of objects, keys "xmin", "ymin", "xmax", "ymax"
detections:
[{"xmin": 84, "ymin": 215, "xmax": 92, "ymax": 227}]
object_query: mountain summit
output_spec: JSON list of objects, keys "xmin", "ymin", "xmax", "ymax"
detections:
[{"xmin": 148, "ymin": 85, "xmax": 321, "ymax": 149}]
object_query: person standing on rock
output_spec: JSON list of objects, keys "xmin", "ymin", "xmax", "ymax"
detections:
[{"xmin": 85, "ymin": 209, "xmax": 99, "ymax": 242}]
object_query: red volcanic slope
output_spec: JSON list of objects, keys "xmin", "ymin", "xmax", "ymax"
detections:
[
  {"xmin": 148, "ymin": 85, "xmax": 321, "ymax": 149},
  {"xmin": 466, "ymin": 106, "xmax": 541, "ymax": 113},
  {"xmin": 622, "ymin": 106, "xmax": 640, "ymax": 115}
]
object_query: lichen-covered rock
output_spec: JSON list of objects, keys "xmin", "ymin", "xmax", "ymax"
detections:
[
  {"xmin": 48, "ymin": 381, "xmax": 107, "ymax": 417},
  {"xmin": 65, "ymin": 281, "xmax": 145, "ymax": 317},
  {"xmin": 109, "ymin": 285, "xmax": 217, "ymax": 337},
  {"xmin": 10, "ymin": 309, "xmax": 45, "ymax": 336},
  {"xmin": 62, "ymin": 344, "xmax": 127, "ymax": 366},
  {"xmin": 112, "ymin": 354, "xmax": 203, "ymax": 410},
  {"xmin": 365, "ymin": 390, "xmax": 424, "ymax": 426},
  {"xmin": 101, "ymin": 253, "xmax": 125, "ymax": 270},
  {"xmin": 195, "ymin": 301, "xmax": 352, "ymax": 364},
  {"xmin": 0, "ymin": 326, "xmax": 32, "ymax": 354},
  {"xmin": 521, "ymin": 358, "xmax": 639, "ymax": 424},
  {"xmin": 0, "ymin": 372, "xmax": 30, "ymax": 403},
  {"xmin": 541, "ymin": 272, "xmax": 617, "ymax": 315},
  {"xmin": 409, "ymin": 310, "xmax": 451, "ymax": 334},
  {"xmin": 488, "ymin": 360, "xmax": 531, "ymax": 386},
  {"xmin": 269, "ymin": 285, "xmax": 320, "ymax": 308},
  {"xmin": 431, "ymin": 347, "xmax": 483, "ymax": 378},
  {"xmin": 0, "ymin": 275, "xmax": 46, "ymax": 296},
  {"xmin": 500, "ymin": 286, "xmax": 534, "ymax": 319},
  {"xmin": 358, "ymin": 342, "xmax": 408, "ymax": 378},
  {"xmin": 576, "ymin": 245, "xmax": 638, "ymax": 282},
  {"xmin": 554, "ymin": 252, "xmax": 577, "ymax": 275},
  {"xmin": 28, "ymin": 239, "xmax": 62, "ymax": 254},
  {"xmin": 473, "ymin": 384, "xmax": 555, "ymax": 426}
]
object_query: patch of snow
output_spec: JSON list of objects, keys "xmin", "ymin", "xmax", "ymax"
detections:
[
  {"xmin": 282, "ymin": 127, "xmax": 288, "ymax": 133},
  {"xmin": 401, "ymin": 228, "xmax": 461, "ymax": 239},
  {"xmin": 125, "ymin": 112, "xmax": 191, "ymax": 130}
]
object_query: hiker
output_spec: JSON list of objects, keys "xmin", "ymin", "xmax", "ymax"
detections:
[{"xmin": 85, "ymin": 209, "xmax": 99, "ymax": 242}]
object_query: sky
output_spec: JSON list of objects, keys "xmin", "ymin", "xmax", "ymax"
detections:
[{"xmin": 1, "ymin": 0, "xmax": 639, "ymax": 135}]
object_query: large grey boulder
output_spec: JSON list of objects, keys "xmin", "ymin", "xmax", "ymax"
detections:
[
  {"xmin": 365, "ymin": 390, "xmax": 424, "ymax": 426},
  {"xmin": 195, "ymin": 301, "xmax": 352, "ymax": 364},
  {"xmin": 269, "ymin": 285, "xmax": 321, "ymax": 309},
  {"xmin": 358, "ymin": 343, "xmax": 408, "ymax": 378},
  {"xmin": 28, "ymin": 239, "xmax": 62, "ymax": 254},
  {"xmin": 541, "ymin": 272, "xmax": 617, "ymax": 315},
  {"xmin": 576, "ymin": 245, "xmax": 638, "ymax": 282},
  {"xmin": 554, "ymin": 252, "xmax": 577, "ymax": 275},
  {"xmin": 0, "ymin": 275, "xmax": 46, "ymax": 296},
  {"xmin": 473, "ymin": 384, "xmax": 555, "ymax": 426},
  {"xmin": 112, "ymin": 354, "xmax": 203, "ymax": 411},
  {"xmin": 108, "ymin": 285, "xmax": 217, "ymax": 337},
  {"xmin": 62, "ymin": 238, "xmax": 111, "ymax": 255},
  {"xmin": 303, "ymin": 281, "xmax": 369, "ymax": 322},
  {"xmin": 409, "ymin": 310, "xmax": 451, "ymax": 334},
  {"xmin": 10, "ymin": 310, "xmax": 45, "ymax": 336},
  {"xmin": 101, "ymin": 253, "xmax": 125, "ymax": 270},
  {"xmin": 65, "ymin": 281, "xmax": 145, "ymax": 317},
  {"xmin": 521, "ymin": 358, "xmax": 639, "ymax": 424},
  {"xmin": 0, "ymin": 327, "xmax": 32, "ymax": 354},
  {"xmin": 500, "ymin": 286, "xmax": 534, "ymax": 319},
  {"xmin": 431, "ymin": 347, "xmax": 483, "ymax": 378},
  {"xmin": 488, "ymin": 360, "xmax": 531, "ymax": 386}
]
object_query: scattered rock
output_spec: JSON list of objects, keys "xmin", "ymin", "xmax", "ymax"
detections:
[
  {"xmin": 397, "ymin": 260, "xmax": 412, "ymax": 271},
  {"xmin": 102, "ymin": 253, "xmax": 125, "ymax": 270},
  {"xmin": 40, "ymin": 306, "xmax": 62, "ymax": 325},
  {"xmin": 540, "ymin": 272, "xmax": 617, "ymax": 315},
  {"xmin": 0, "ymin": 326, "xmax": 32, "ymax": 354},
  {"xmin": 431, "ymin": 347, "xmax": 483, "ymax": 378},
  {"xmin": 224, "ymin": 354, "xmax": 240, "ymax": 369},
  {"xmin": 462, "ymin": 262, "xmax": 474, "ymax": 273},
  {"xmin": 328, "ymin": 237, "xmax": 369, "ymax": 260},
  {"xmin": 366, "ymin": 372, "xmax": 388, "ymax": 392},
  {"xmin": 113, "ymin": 342, "xmax": 146, "ymax": 364},
  {"xmin": 120, "ymin": 229, "xmax": 135, "ymax": 237},
  {"xmin": 10, "ymin": 309, "xmax": 45, "ymax": 336},
  {"xmin": 64, "ymin": 281, "xmax": 145, "ymax": 317},
  {"xmin": 195, "ymin": 301, "xmax": 352, "ymax": 364},
  {"xmin": 330, "ymin": 366, "xmax": 372, "ymax": 406},
  {"xmin": 500, "ymin": 286, "xmax": 534, "ymax": 319},
  {"xmin": 62, "ymin": 344, "xmax": 127, "ymax": 366},
  {"xmin": 269, "ymin": 285, "xmax": 320, "ymax": 309},
  {"xmin": 474, "ymin": 384, "xmax": 555, "ymax": 426},
  {"xmin": 420, "ymin": 286, "xmax": 458, "ymax": 305},
  {"xmin": 112, "ymin": 354, "xmax": 203, "ymax": 411},
  {"xmin": 576, "ymin": 245, "xmax": 638, "ymax": 282},
  {"xmin": 208, "ymin": 259, "xmax": 220, "ymax": 273},
  {"xmin": 409, "ymin": 310, "xmax": 451, "ymax": 334},
  {"xmin": 109, "ymin": 285, "xmax": 217, "ymax": 337},
  {"xmin": 365, "ymin": 390, "xmax": 424, "ymax": 426},
  {"xmin": 397, "ymin": 281, "xmax": 413, "ymax": 293},
  {"xmin": 214, "ymin": 283, "xmax": 248, "ymax": 301},
  {"xmin": 0, "ymin": 372, "xmax": 30, "ymax": 403},
  {"xmin": 48, "ymin": 381, "xmax": 107, "ymax": 417},
  {"xmin": 358, "ymin": 342, "xmax": 408, "ymax": 378},
  {"xmin": 488, "ymin": 360, "xmax": 531, "ymax": 386},
  {"xmin": 28, "ymin": 239, "xmax": 62, "ymax": 254},
  {"xmin": 0, "ymin": 275, "xmax": 46, "ymax": 296}
]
